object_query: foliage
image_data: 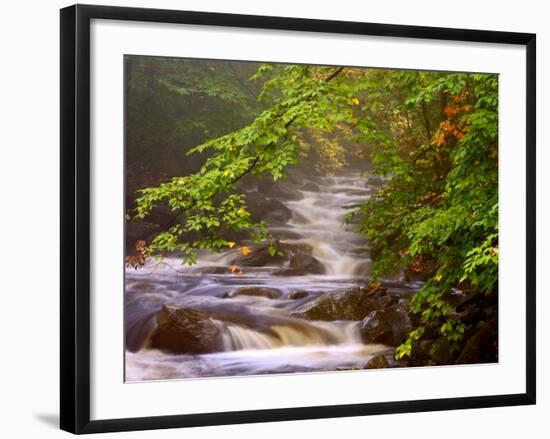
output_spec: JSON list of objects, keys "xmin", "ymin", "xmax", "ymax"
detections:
[
  {"xmin": 347, "ymin": 71, "xmax": 498, "ymax": 358},
  {"xmin": 125, "ymin": 56, "xmax": 264, "ymax": 192},
  {"xmin": 132, "ymin": 61, "xmax": 498, "ymax": 358},
  {"xmin": 134, "ymin": 64, "xmax": 353, "ymax": 263}
]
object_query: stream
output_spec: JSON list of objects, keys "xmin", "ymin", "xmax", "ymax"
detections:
[{"xmin": 125, "ymin": 172, "xmax": 418, "ymax": 381}]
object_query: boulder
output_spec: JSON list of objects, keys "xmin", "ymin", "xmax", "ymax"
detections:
[
  {"xmin": 290, "ymin": 287, "xmax": 381, "ymax": 321},
  {"xmin": 290, "ymin": 295, "xmax": 342, "ymax": 320},
  {"xmin": 360, "ymin": 308, "xmax": 413, "ymax": 346},
  {"xmin": 428, "ymin": 336, "xmax": 454, "ymax": 364},
  {"xmin": 257, "ymin": 178, "xmax": 302, "ymax": 201},
  {"xmin": 245, "ymin": 192, "xmax": 292, "ymax": 225},
  {"xmin": 444, "ymin": 289, "xmax": 480, "ymax": 311},
  {"xmin": 150, "ymin": 305, "xmax": 221, "ymax": 354},
  {"xmin": 226, "ymin": 286, "xmax": 282, "ymax": 299},
  {"xmin": 231, "ymin": 242, "xmax": 290, "ymax": 267},
  {"xmin": 274, "ymin": 251, "xmax": 325, "ymax": 276},
  {"xmin": 456, "ymin": 320, "xmax": 498, "ymax": 364},
  {"xmin": 232, "ymin": 243, "xmax": 325, "ymax": 276},
  {"xmin": 285, "ymin": 168, "xmax": 308, "ymax": 185},
  {"xmin": 287, "ymin": 291, "xmax": 309, "ymax": 300},
  {"xmin": 363, "ymin": 354, "xmax": 390, "ymax": 369}
]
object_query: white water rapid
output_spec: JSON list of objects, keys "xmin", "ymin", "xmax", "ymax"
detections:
[{"xmin": 125, "ymin": 172, "xmax": 414, "ymax": 381}]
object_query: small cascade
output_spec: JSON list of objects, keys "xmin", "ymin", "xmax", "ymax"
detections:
[
  {"xmin": 279, "ymin": 173, "xmax": 372, "ymax": 277},
  {"xmin": 220, "ymin": 320, "xmax": 362, "ymax": 351}
]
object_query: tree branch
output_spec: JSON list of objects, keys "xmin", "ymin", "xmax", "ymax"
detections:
[{"xmin": 144, "ymin": 66, "xmax": 346, "ymax": 234}]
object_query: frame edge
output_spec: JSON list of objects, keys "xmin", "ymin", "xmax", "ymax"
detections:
[
  {"xmin": 60, "ymin": 4, "xmax": 537, "ymax": 434},
  {"xmin": 60, "ymin": 4, "xmax": 77, "ymax": 434}
]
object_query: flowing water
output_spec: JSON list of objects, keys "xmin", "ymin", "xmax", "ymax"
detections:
[{"xmin": 125, "ymin": 172, "xmax": 413, "ymax": 381}]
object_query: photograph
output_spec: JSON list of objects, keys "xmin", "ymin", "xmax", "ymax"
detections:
[{"xmin": 124, "ymin": 56, "xmax": 499, "ymax": 382}]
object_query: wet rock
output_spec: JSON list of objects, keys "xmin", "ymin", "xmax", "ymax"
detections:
[
  {"xmin": 360, "ymin": 308, "xmax": 413, "ymax": 346},
  {"xmin": 363, "ymin": 354, "xmax": 390, "ymax": 369},
  {"xmin": 226, "ymin": 286, "xmax": 282, "ymax": 299},
  {"xmin": 231, "ymin": 242, "xmax": 290, "ymax": 267},
  {"xmin": 290, "ymin": 287, "xmax": 381, "ymax": 321},
  {"xmin": 150, "ymin": 305, "xmax": 221, "ymax": 354},
  {"xmin": 364, "ymin": 281, "xmax": 387, "ymax": 297},
  {"xmin": 257, "ymin": 178, "xmax": 302, "ymax": 201},
  {"xmin": 444, "ymin": 289, "xmax": 480, "ymax": 311},
  {"xmin": 376, "ymin": 295, "xmax": 398, "ymax": 310},
  {"xmin": 455, "ymin": 303, "xmax": 484, "ymax": 325},
  {"xmin": 428, "ymin": 337, "xmax": 454, "ymax": 364},
  {"xmin": 245, "ymin": 192, "xmax": 292, "ymax": 225},
  {"xmin": 287, "ymin": 251, "xmax": 325, "ymax": 275},
  {"xmin": 301, "ymin": 181, "xmax": 320, "ymax": 192},
  {"xmin": 233, "ymin": 243, "xmax": 325, "ymax": 276},
  {"xmin": 288, "ymin": 291, "xmax": 309, "ymax": 300},
  {"xmin": 360, "ymin": 311, "xmax": 393, "ymax": 345},
  {"xmin": 456, "ymin": 320, "xmax": 498, "ymax": 364},
  {"xmin": 189, "ymin": 266, "xmax": 231, "ymax": 275},
  {"xmin": 409, "ymin": 339, "xmax": 433, "ymax": 363},
  {"xmin": 290, "ymin": 295, "xmax": 340, "ymax": 320},
  {"xmin": 256, "ymin": 177, "xmax": 276, "ymax": 193},
  {"xmin": 397, "ymin": 296, "xmax": 412, "ymax": 311},
  {"xmin": 286, "ymin": 168, "xmax": 308, "ymax": 185}
]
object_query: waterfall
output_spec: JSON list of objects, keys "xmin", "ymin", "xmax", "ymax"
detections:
[
  {"xmin": 125, "ymin": 171, "xmax": 399, "ymax": 380},
  {"xmin": 276, "ymin": 174, "xmax": 372, "ymax": 276}
]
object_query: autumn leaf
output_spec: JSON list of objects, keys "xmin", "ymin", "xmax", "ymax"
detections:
[
  {"xmin": 434, "ymin": 274, "xmax": 443, "ymax": 282},
  {"xmin": 351, "ymin": 97, "xmax": 360, "ymax": 106},
  {"xmin": 227, "ymin": 241, "xmax": 236, "ymax": 248},
  {"xmin": 229, "ymin": 264, "xmax": 240, "ymax": 273},
  {"xmin": 241, "ymin": 246, "xmax": 251, "ymax": 256}
]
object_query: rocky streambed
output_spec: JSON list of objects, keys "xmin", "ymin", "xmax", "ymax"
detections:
[{"xmin": 125, "ymin": 171, "xmax": 496, "ymax": 381}]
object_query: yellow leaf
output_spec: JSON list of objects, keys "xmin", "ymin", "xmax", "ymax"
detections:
[
  {"xmin": 227, "ymin": 241, "xmax": 236, "ymax": 248},
  {"xmin": 223, "ymin": 170, "xmax": 230, "ymax": 177},
  {"xmin": 241, "ymin": 246, "xmax": 251, "ymax": 256},
  {"xmin": 435, "ymin": 274, "xmax": 443, "ymax": 282},
  {"xmin": 351, "ymin": 97, "xmax": 360, "ymax": 106},
  {"xmin": 229, "ymin": 264, "xmax": 240, "ymax": 273}
]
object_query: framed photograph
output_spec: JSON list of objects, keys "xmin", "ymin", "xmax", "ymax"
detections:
[{"xmin": 60, "ymin": 4, "xmax": 536, "ymax": 434}]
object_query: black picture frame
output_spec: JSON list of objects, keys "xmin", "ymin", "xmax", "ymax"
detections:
[{"xmin": 60, "ymin": 4, "xmax": 536, "ymax": 434}]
